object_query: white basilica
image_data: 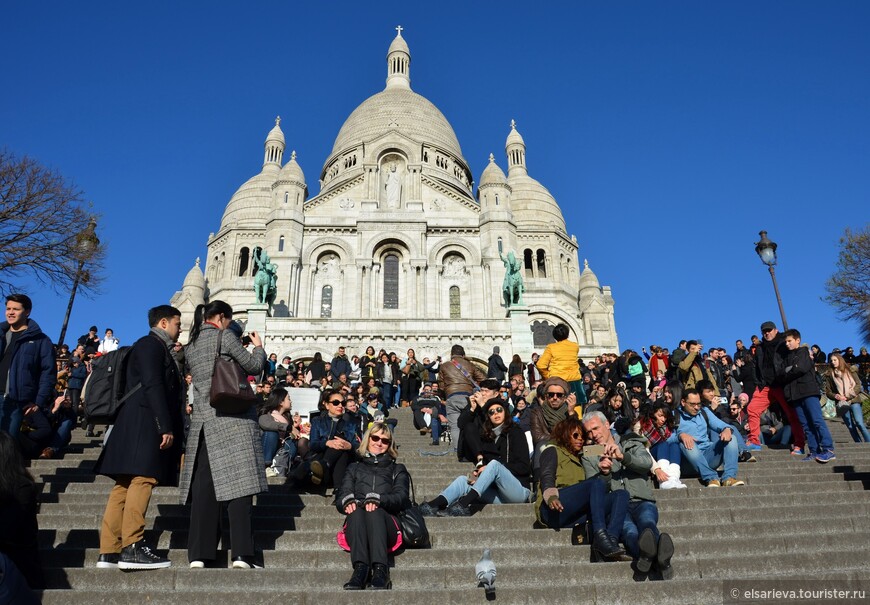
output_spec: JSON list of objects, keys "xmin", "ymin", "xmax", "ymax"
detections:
[{"xmin": 172, "ymin": 29, "xmax": 619, "ymax": 362}]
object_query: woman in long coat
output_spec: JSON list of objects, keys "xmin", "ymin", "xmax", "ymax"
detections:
[{"xmin": 179, "ymin": 300, "xmax": 267, "ymax": 569}]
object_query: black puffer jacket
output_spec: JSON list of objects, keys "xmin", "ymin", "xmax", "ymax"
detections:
[
  {"xmin": 459, "ymin": 411, "xmax": 532, "ymax": 488},
  {"xmin": 335, "ymin": 453, "xmax": 411, "ymax": 515},
  {"xmin": 780, "ymin": 346, "xmax": 820, "ymax": 403}
]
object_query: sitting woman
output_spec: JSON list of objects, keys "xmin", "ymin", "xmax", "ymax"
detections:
[
  {"xmin": 306, "ymin": 390, "xmax": 359, "ymax": 488},
  {"xmin": 336, "ymin": 422, "xmax": 410, "ymax": 591},
  {"xmin": 259, "ymin": 387, "xmax": 293, "ymax": 471},
  {"xmin": 639, "ymin": 403, "xmax": 686, "ymax": 489},
  {"xmin": 535, "ymin": 417, "xmax": 627, "ymax": 560},
  {"xmin": 825, "ymin": 353, "xmax": 870, "ymax": 443},
  {"xmin": 603, "ymin": 385, "xmax": 634, "ymax": 435},
  {"xmin": 419, "ymin": 397, "xmax": 531, "ymax": 517}
]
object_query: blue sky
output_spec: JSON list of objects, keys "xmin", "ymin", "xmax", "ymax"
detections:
[{"xmin": 2, "ymin": 2, "xmax": 868, "ymax": 355}]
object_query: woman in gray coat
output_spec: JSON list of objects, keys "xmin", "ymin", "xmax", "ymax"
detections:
[{"xmin": 179, "ymin": 300, "xmax": 267, "ymax": 569}]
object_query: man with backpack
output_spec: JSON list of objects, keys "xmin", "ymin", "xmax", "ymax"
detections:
[{"xmin": 93, "ymin": 305, "xmax": 184, "ymax": 570}]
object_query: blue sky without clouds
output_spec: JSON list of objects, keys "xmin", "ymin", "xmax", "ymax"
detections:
[{"xmin": 2, "ymin": 2, "xmax": 868, "ymax": 355}]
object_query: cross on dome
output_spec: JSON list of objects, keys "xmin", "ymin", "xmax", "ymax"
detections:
[
  {"xmin": 291, "ymin": 150, "xmax": 297, "ymax": 160},
  {"xmin": 395, "ymin": 25, "xmax": 403, "ymax": 36},
  {"xmin": 510, "ymin": 119, "xmax": 516, "ymax": 130},
  {"xmin": 195, "ymin": 257, "xmax": 200, "ymax": 267},
  {"xmin": 489, "ymin": 153, "xmax": 495, "ymax": 163},
  {"xmin": 275, "ymin": 116, "xmax": 281, "ymax": 126}
]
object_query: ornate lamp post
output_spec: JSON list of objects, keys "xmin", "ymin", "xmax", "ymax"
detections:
[
  {"xmin": 58, "ymin": 218, "xmax": 100, "ymax": 346},
  {"xmin": 755, "ymin": 230, "xmax": 788, "ymax": 330}
]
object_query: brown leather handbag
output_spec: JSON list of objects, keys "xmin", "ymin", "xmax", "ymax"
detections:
[{"xmin": 209, "ymin": 330, "xmax": 257, "ymax": 414}]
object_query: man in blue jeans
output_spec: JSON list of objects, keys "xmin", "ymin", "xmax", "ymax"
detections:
[
  {"xmin": 676, "ymin": 388, "xmax": 745, "ymax": 488},
  {"xmin": 0, "ymin": 294, "xmax": 56, "ymax": 439},
  {"xmin": 781, "ymin": 329, "xmax": 835, "ymax": 463},
  {"xmin": 582, "ymin": 411, "xmax": 675, "ymax": 579}
]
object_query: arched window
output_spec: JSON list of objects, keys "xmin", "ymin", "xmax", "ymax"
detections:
[
  {"xmin": 383, "ymin": 254, "xmax": 399, "ymax": 309},
  {"xmin": 449, "ymin": 286, "xmax": 461, "ymax": 319},
  {"xmin": 278, "ymin": 236, "xmax": 285, "ymax": 252},
  {"xmin": 218, "ymin": 251, "xmax": 225, "ymax": 278},
  {"xmin": 495, "ymin": 194, "xmax": 499, "ymax": 206},
  {"xmin": 320, "ymin": 285, "xmax": 333, "ymax": 318},
  {"xmin": 536, "ymin": 249, "xmax": 547, "ymax": 278},
  {"xmin": 284, "ymin": 192, "xmax": 289, "ymax": 204},
  {"xmin": 497, "ymin": 237, "xmax": 503, "ymax": 254},
  {"xmin": 532, "ymin": 320, "xmax": 556, "ymax": 347},
  {"xmin": 238, "ymin": 247, "xmax": 250, "ymax": 277},
  {"xmin": 523, "ymin": 249, "xmax": 534, "ymax": 278}
]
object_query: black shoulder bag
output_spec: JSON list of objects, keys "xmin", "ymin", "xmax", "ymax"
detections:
[
  {"xmin": 209, "ymin": 329, "xmax": 257, "ymax": 415},
  {"xmin": 395, "ymin": 470, "xmax": 430, "ymax": 549}
]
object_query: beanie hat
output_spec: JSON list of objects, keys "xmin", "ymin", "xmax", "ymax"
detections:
[{"xmin": 541, "ymin": 376, "xmax": 570, "ymax": 396}]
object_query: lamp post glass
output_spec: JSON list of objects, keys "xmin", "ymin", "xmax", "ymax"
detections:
[
  {"xmin": 754, "ymin": 229, "xmax": 788, "ymax": 330},
  {"xmin": 58, "ymin": 218, "xmax": 100, "ymax": 346}
]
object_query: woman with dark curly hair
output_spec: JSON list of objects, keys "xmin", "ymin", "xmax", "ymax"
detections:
[
  {"xmin": 419, "ymin": 396, "xmax": 531, "ymax": 517},
  {"xmin": 536, "ymin": 416, "xmax": 627, "ymax": 560}
]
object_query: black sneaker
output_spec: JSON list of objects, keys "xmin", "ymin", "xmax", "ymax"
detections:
[
  {"xmin": 96, "ymin": 553, "xmax": 120, "ymax": 569},
  {"xmin": 436, "ymin": 502, "xmax": 473, "ymax": 517},
  {"xmin": 417, "ymin": 502, "xmax": 439, "ymax": 517},
  {"xmin": 118, "ymin": 540, "xmax": 171, "ymax": 570}
]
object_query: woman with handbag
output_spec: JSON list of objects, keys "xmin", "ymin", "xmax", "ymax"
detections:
[
  {"xmin": 399, "ymin": 348, "xmax": 423, "ymax": 407},
  {"xmin": 825, "ymin": 353, "xmax": 870, "ymax": 443},
  {"xmin": 179, "ymin": 300, "xmax": 267, "ymax": 569},
  {"xmin": 336, "ymin": 422, "xmax": 410, "ymax": 590}
]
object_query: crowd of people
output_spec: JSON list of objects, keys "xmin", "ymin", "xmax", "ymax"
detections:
[{"xmin": 1, "ymin": 291, "xmax": 869, "ymax": 594}]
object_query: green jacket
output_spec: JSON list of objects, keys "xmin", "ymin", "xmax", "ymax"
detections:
[
  {"xmin": 535, "ymin": 443, "xmax": 585, "ymax": 523},
  {"xmin": 581, "ymin": 433, "xmax": 656, "ymax": 503}
]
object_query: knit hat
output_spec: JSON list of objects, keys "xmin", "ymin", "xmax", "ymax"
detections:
[{"xmin": 541, "ymin": 376, "xmax": 570, "ymax": 396}]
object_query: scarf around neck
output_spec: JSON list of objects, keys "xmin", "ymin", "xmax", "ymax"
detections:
[{"xmin": 542, "ymin": 401, "xmax": 568, "ymax": 431}]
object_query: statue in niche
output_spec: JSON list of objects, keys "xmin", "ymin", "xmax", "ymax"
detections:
[
  {"xmin": 318, "ymin": 254, "xmax": 340, "ymax": 278},
  {"xmin": 384, "ymin": 162, "xmax": 402, "ymax": 208},
  {"xmin": 253, "ymin": 248, "xmax": 278, "ymax": 305},
  {"xmin": 442, "ymin": 255, "xmax": 467, "ymax": 280},
  {"xmin": 500, "ymin": 250, "xmax": 525, "ymax": 307}
]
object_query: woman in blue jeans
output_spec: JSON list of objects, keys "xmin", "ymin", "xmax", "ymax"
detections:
[
  {"xmin": 825, "ymin": 354, "xmax": 870, "ymax": 443},
  {"xmin": 258, "ymin": 387, "xmax": 293, "ymax": 470},
  {"xmin": 535, "ymin": 416, "xmax": 627, "ymax": 560},
  {"xmin": 418, "ymin": 396, "xmax": 531, "ymax": 517}
]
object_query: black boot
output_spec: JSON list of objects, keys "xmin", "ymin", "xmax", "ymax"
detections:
[
  {"xmin": 369, "ymin": 563, "xmax": 392, "ymax": 590},
  {"xmin": 591, "ymin": 528, "xmax": 624, "ymax": 561},
  {"xmin": 656, "ymin": 532, "xmax": 675, "ymax": 580},
  {"xmin": 636, "ymin": 527, "xmax": 657, "ymax": 574},
  {"xmin": 343, "ymin": 563, "xmax": 369, "ymax": 590}
]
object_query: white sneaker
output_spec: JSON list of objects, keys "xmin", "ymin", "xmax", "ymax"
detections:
[
  {"xmin": 189, "ymin": 560, "xmax": 206, "ymax": 569},
  {"xmin": 265, "ymin": 467, "xmax": 280, "ymax": 478}
]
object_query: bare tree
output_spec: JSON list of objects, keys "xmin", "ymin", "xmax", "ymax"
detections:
[
  {"xmin": 0, "ymin": 149, "xmax": 104, "ymax": 296},
  {"xmin": 824, "ymin": 224, "xmax": 870, "ymax": 341}
]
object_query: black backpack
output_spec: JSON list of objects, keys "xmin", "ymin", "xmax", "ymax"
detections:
[{"xmin": 82, "ymin": 347, "xmax": 140, "ymax": 423}]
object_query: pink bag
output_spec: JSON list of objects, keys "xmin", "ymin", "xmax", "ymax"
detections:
[{"xmin": 336, "ymin": 516, "xmax": 403, "ymax": 552}]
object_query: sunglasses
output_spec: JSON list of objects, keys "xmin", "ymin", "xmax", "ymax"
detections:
[
  {"xmin": 329, "ymin": 399, "xmax": 345, "ymax": 406},
  {"xmin": 370, "ymin": 434, "xmax": 392, "ymax": 446},
  {"xmin": 570, "ymin": 432, "xmax": 583, "ymax": 440},
  {"xmin": 546, "ymin": 392, "xmax": 566, "ymax": 399},
  {"xmin": 487, "ymin": 406, "xmax": 505, "ymax": 416}
]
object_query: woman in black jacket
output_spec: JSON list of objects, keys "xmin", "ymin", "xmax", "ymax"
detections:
[
  {"xmin": 336, "ymin": 422, "xmax": 410, "ymax": 590},
  {"xmin": 419, "ymin": 396, "xmax": 531, "ymax": 517},
  {"xmin": 0, "ymin": 431, "xmax": 43, "ymax": 593}
]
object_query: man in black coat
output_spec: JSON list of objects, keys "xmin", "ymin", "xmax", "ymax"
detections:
[
  {"xmin": 487, "ymin": 346, "xmax": 507, "ymax": 382},
  {"xmin": 93, "ymin": 305, "xmax": 184, "ymax": 570}
]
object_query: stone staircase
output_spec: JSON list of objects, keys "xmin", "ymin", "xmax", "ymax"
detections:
[{"xmin": 33, "ymin": 408, "xmax": 870, "ymax": 605}]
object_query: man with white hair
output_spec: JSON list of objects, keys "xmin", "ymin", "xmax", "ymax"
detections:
[{"xmin": 581, "ymin": 410, "xmax": 675, "ymax": 579}]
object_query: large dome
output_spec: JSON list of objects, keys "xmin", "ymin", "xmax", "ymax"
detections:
[{"xmin": 331, "ymin": 88, "xmax": 464, "ymax": 161}]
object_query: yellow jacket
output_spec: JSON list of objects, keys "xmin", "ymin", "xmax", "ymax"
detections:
[{"xmin": 536, "ymin": 340, "xmax": 582, "ymax": 382}]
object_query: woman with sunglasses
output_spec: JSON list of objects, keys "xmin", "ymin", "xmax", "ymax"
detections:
[
  {"xmin": 419, "ymin": 396, "xmax": 531, "ymax": 517},
  {"xmin": 306, "ymin": 389, "xmax": 359, "ymax": 488},
  {"xmin": 535, "ymin": 416, "xmax": 626, "ymax": 560},
  {"xmin": 336, "ymin": 422, "xmax": 410, "ymax": 590}
]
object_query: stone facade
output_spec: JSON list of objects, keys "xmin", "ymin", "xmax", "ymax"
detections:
[{"xmin": 171, "ymin": 28, "xmax": 619, "ymax": 363}]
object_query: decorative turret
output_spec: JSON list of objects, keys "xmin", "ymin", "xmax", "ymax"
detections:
[
  {"xmin": 182, "ymin": 257, "xmax": 206, "ymax": 300},
  {"xmin": 477, "ymin": 153, "xmax": 511, "ymax": 209},
  {"xmin": 264, "ymin": 116, "xmax": 285, "ymax": 168},
  {"xmin": 505, "ymin": 119, "xmax": 527, "ymax": 177},
  {"xmin": 386, "ymin": 25, "xmax": 411, "ymax": 90}
]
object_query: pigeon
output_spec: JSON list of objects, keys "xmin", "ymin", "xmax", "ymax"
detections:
[{"xmin": 475, "ymin": 548, "xmax": 496, "ymax": 598}]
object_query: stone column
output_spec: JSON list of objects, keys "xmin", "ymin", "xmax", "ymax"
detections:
[
  {"xmin": 371, "ymin": 263, "xmax": 381, "ymax": 315},
  {"xmin": 508, "ymin": 306, "xmax": 533, "ymax": 361},
  {"xmin": 247, "ymin": 303, "xmax": 269, "ymax": 339}
]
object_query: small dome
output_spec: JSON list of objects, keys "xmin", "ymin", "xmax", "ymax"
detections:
[
  {"xmin": 279, "ymin": 150, "xmax": 305, "ymax": 184},
  {"xmin": 388, "ymin": 28, "xmax": 410, "ymax": 55},
  {"xmin": 266, "ymin": 116, "xmax": 285, "ymax": 145},
  {"xmin": 507, "ymin": 174, "xmax": 567, "ymax": 232},
  {"xmin": 219, "ymin": 168, "xmax": 277, "ymax": 229},
  {"xmin": 578, "ymin": 259, "xmax": 601, "ymax": 292},
  {"xmin": 479, "ymin": 153, "xmax": 507, "ymax": 187},
  {"xmin": 506, "ymin": 119, "xmax": 525, "ymax": 148},
  {"xmin": 183, "ymin": 258, "xmax": 206, "ymax": 290}
]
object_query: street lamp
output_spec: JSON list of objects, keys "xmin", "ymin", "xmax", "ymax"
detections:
[
  {"xmin": 58, "ymin": 218, "xmax": 100, "ymax": 346},
  {"xmin": 754, "ymin": 230, "xmax": 788, "ymax": 330}
]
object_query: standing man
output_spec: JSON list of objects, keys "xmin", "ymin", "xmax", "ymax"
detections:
[
  {"xmin": 77, "ymin": 325, "xmax": 100, "ymax": 358},
  {"xmin": 746, "ymin": 321, "xmax": 806, "ymax": 454},
  {"xmin": 527, "ymin": 352, "xmax": 542, "ymax": 387},
  {"xmin": 93, "ymin": 305, "xmax": 184, "ymax": 570},
  {"xmin": 0, "ymin": 294, "xmax": 56, "ymax": 438},
  {"xmin": 487, "ymin": 346, "xmax": 508, "ymax": 382},
  {"xmin": 438, "ymin": 344, "xmax": 486, "ymax": 460},
  {"xmin": 330, "ymin": 346, "xmax": 352, "ymax": 383}
]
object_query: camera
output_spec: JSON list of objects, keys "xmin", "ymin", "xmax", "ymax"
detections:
[{"xmin": 241, "ymin": 334, "xmax": 253, "ymax": 346}]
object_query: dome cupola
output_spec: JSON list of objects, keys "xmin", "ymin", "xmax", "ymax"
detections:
[
  {"xmin": 386, "ymin": 25, "xmax": 411, "ymax": 90},
  {"xmin": 264, "ymin": 116, "xmax": 285, "ymax": 168}
]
